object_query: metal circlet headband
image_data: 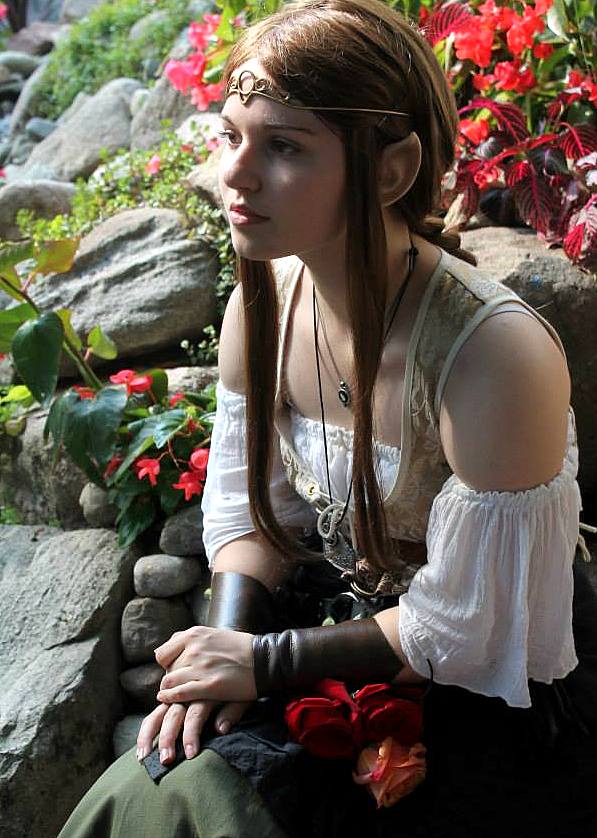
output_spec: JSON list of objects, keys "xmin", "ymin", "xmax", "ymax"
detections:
[{"xmin": 226, "ymin": 70, "xmax": 412, "ymax": 120}]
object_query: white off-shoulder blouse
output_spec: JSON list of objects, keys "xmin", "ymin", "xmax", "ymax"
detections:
[{"xmin": 201, "ymin": 379, "xmax": 583, "ymax": 708}]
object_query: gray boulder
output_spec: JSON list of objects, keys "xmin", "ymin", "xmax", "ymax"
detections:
[
  {"xmin": 60, "ymin": 0, "xmax": 107, "ymax": 23},
  {"xmin": 79, "ymin": 482, "xmax": 118, "ymax": 528},
  {"xmin": 120, "ymin": 662, "xmax": 163, "ymax": 711},
  {"xmin": 166, "ymin": 364, "xmax": 218, "ymax": 394},
  {"xmin": 461, "ymin": 227, "xmax": 597, "ymax": 494},
  {"xmin": 0, "ymin": 52, "xmax": 43, "ymax": 78},
  {"xmin": 121, "ymin": 596, "xmax": 192, "ymax": 664},
  {"xmin": 113, "ymin": 714, "xmax": 146, "ymax": 758},
  {"xmin": 130, "ymin": 73, "xmax": 199, "ymax": 151},
  {"xmin": 185, "ymin": 581, "xmax": 212, "ymax": 626},
  {"xmin": 21, "ymin": 77, "xmax": 143, "ymax": 181},
  {"xmin": 25, "ymin": 116, "xmax": 57, "ymax": 140},
  {"xmin": 0, "ymin": 179, "xmax": 75, "ymax": 240},
  {"xmin": 29, "ymin": 207, "xmax": 218, "ymax": 366},
  {"xmin": 134, "ymin": 552, "xmax": 207, "ymax": 597},
  {"xmin": 159, "ymin": 502, "xmax": 205, "ymax": 557},
  {"xmin": 0, "ymin": 526, "xmax": 136, "ymax": 838},
  {"xmin": 9, "ymin": 61, "xmax": 49, "ymax": 137},
  {"xmin": 0, "ymin": 407, "xmax": 87, "ymax": 529},
  {"xmin": 185, "ymin": 144, "xmax": 223, "ymax": 209},
  {"xmin": 5, "ymin": 21, "xmax": 63, "ymax": 56}
]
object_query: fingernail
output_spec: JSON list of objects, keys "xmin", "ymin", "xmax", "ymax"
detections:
[
  {"xmin": 185, "ymin": 744, "xmax": 196, "ymax": 759},
  {"xmin": 136, "ymin": 748, "xmax": 141, "ymax": 761},
  {"xmin": 138, "ymin": 747, "xmax": 147, "ymax": 761},
  {"xmin": 160, "ymin": 749, "xmax": 170, "ymax": 764},
  {"xmin": 218, "ymin": 720, "xmax": 230, "ymax": 734}
]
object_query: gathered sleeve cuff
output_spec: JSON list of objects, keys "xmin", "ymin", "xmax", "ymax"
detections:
[
  {"xmin": 200, "ymin": 381, "xmax": 315, "ymax": 568},
  {"xmin": 398, "ymin": 413, "xmax": 582, "ymax": 708}
]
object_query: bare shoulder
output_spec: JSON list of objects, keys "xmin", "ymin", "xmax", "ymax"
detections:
[
  {"xmin": 439, "ymin": 310, "xmax": 571, "ymax": 492},
  {"xmin": 218, "ymin": 283, "xmax": 245, "ymax": 394}
]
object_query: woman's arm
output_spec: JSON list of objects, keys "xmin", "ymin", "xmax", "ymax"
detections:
[{"xmin": 373, "ymin": 309, "xmax": 571, "ymax": 664}]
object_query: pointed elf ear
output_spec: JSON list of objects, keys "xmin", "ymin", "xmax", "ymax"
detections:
[{"xmin": 378, "ymin": 132, "xmax": 422, "ymax": 207}]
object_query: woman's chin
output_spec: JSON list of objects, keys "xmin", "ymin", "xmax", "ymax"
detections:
[{"xmin": 230, "ymin": 235, "xmax": 294, "ymax": 263}]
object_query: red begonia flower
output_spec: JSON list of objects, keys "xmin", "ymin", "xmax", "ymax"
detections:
[
  {"xmin": 110, "ymin": 369, "xmax": 136, "ymax": 385},
  {"xmin": 189, "ymin": 447, "xmax": 209, "ymax": 479},
  {"xmin": 127, "ymin": 375, "xmax": 153, "ymax": 395},
  {"xmin": 533, "ymin": 42, "xmax": 554, "ymax": 59},
  {"xmin": 169, "ymin": 392, "xmax": 186, "ymax": 407},
  {"xmin": 172, "ymin": 470, "xmax": 204, "ymax": 501},
  {"xmin": 72, "ymin": 385, "xmax": 96, "ymax": 400},
  {"xmin": 135, "ymin": 457, "xmax": 161, "ymax": 487},
  {"xmin": 454, "ymin": 22, "xmax": 495, "ymax": 68},
  {"xmin": 104, "ymin": 454, "xmax": 123, "ymax": 478},
  {"xmin": 459, "ymin": 118, "xmax": 490, "ymax": 146}
]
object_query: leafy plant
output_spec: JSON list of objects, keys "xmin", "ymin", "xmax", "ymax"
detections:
[
  {"xmin": 32, "ymin": 0, "xmax": 196, "ymax": 121},
  {"xmin": 0, "ymin": 240, "xmax": 217, "ymax": 546}
]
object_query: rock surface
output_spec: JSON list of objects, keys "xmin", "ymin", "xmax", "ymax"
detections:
[
  {"xmin": 21, "ymin": 77, "xmax": 143, "ymax": 181},
  {"xmin": 0, "ymin": 526, "xmax": 136, "ymax": 838},
  {"xmin": 6, "ymin": 21, "xmax": 63, "ymax": 55},
  {"xmin": 134, "ymin": 553, "xmax": 206, "ymax": 597},
  {"xmin": 0, "ymin": 407, "xmax": 87, "ymax": 528},
  {"xmin": 0, "ymin": 51, "xmax": 43, "ymax": 77},
  {"xmin": 121, "ymin": 596, "xmax": 192, "ymax": 664},
  {"xmin": 29, "ymin": 207, "xmax": 218, "ymax": 366},
  {"xmin": 79, "ymin": 482, "xmax": 118, "ymax": 528},
  {"xmin": 59, "ymin": 0, "xmax": 107, "ymax": 23},
  {"xmin": 120, "ymin": 662, "xmax": 163, "ymax": 711},
  {"xmin": 0, "ymin": 178, "xmax": 75, "ymax": 240},
  {"xmin": 130, "ymin": 72, "xmax": 199, "ymax": 151},
  {"xmin": 461, "ymin": 227, "xmax": 597, "ymax": 494},
  {"xmin": 159, "ymin": 503, "xmax": 206, "ymax": 557},
  {"xmin": 8, "ymin": 61, "xmax": 49, "ymax": 138},
  {"xmin": 113, "ymin": 714, "xmax": 146, "ymax": 758}
]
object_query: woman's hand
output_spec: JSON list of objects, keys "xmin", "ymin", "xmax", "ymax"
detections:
[
  {"xmin": 136, "ymin": 698, "xmax": 252, "ymax": 763},
  {"xmin": 154, "ymin": 625, "xmax": 257, "ymax": 704}
]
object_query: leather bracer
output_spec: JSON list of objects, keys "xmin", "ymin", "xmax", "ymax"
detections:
[
  {"xmin": 207, "ymin": 571, "xmax": 278, "ymax": 633},
  {"xmin": 252, "ymin": 618, "xmax": 403, "ymax": 694}
]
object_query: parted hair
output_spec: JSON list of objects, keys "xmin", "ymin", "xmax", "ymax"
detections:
[{"xmin": 222, "ymin": 0, "xmax": 475, "ymax": 570}]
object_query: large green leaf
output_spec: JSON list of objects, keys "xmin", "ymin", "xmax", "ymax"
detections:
[
  {"xmin": 85, "ymin": 386, "xmax": 128, "ymax": 466},
  {"xmin": 87, "ymin": 324, "xmax": 117, "ymax": 360},
  {"xmin": 0, "ymin": 303, "xmax": 37, "ymax": 353},
  {"xmin": 117, "ymin": 494, "xmax": 156, "ymax": 548},
  {"xmin": 145, "ymin": 368, "xmax": 168, "ymax": 403},
  {"xmin": 11, "ymin": 312, "xmax": 64, "ymax": 407},
  {"xmin": 153, "ymin": 410, "xmax": 187, "ymax": 448},
  {"xmin": 56, "ymin": 309, "xmax": 82, "ymax": 351},
  {"xmin": 0, "ymin": 267, "xmax": 24, "ymax": 303}
]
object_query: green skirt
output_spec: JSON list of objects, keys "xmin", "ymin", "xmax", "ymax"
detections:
[{"xmin": 57, "ymin": 744, "xmax": 286, "ymax": 838}]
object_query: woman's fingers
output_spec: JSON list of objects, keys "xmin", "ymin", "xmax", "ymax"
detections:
[
  {"xmin": 157, "ymin": 702, "xmax": 188, "ymax": 764},
  {"xmin": 181, "ymin": 700, "xmax": 219, "ymax": 759},
  {"xmin": 213, "ymin": 701, "xmax": 252, "ymax": 736},
  {"xmin": 136, "ymin": 702, "xmax": 169, "ymax": 760}
]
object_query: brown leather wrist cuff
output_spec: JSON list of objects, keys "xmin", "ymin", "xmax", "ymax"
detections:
[
  {"xmin": 207, "ymin": 571, "xmax": 278, "ymax": 633},
  {"xmin": 252, "ymin": 618, "xmax": 403, "ymax": 695}
]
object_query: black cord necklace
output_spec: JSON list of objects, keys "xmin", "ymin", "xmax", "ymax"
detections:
[{"xmin": 312, "ymin": 237, "xmax": 419, "ymax": 566}]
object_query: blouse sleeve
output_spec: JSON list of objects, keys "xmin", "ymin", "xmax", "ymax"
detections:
[
  {"xmin": 201, "ymin": 380, "xmax": 315, "ymax": 568},
  {"xmin": 398, "ymin": 409, "xmax": 582, "ymax": 708}
]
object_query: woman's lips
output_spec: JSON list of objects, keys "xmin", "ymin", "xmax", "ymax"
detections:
[{"xmin": 229, "ymin": 205, "xmax": 270, "ymax": 225}]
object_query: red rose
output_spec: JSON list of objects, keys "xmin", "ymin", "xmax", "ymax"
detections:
[
  {"xmin": 285, "ymin": 695, "xmax": 357, "ymax": 759},
  {"xmin": 353, "ymin": 684, "xmax": 424, "ymax": 746}
]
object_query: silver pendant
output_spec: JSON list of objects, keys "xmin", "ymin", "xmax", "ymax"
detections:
[
  {"xmin": 338, "ymin": 380, "xmax": 351, "ymax": 408},
  {"xmin": 318, "ymin": 505, "xmax": 357, "ymax": 574}
]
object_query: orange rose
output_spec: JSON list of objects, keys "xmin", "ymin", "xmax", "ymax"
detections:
[{"xmin": 353, "ymin": 736, "xmax": 426, "ymax": 808}]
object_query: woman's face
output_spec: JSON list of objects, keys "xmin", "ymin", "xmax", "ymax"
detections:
[{"xmin": 218, "ymin": 60, "xmax": 347, "ymax": 262}]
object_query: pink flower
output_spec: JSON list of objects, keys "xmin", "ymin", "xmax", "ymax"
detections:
[
  {"xmin": 72, "ymin": 385, "xmax": 96, "ymax": 400},
  {"xmin": 0, "ymin": 167, "xmax": 6, "ymax": 180},
  {"xmin": 205, "ymin": 135, "xmax": 223, "ymax": 152},
  {"xmin": 135, "ymin": 457, "xmax": 161, "ymax": 487},
  {"xmin": 172, "ymin": 470, "xmax": 204, "ymax": 501},
  {"xmin": 459, "ymin": 118, "xmax": 490, "ymax": 146},
  {"xmin": 127, "ymin": 375, "xmax": 153, "ymax": 394},
  {"xmin": 145, "ymin": 154, "xmax": 161, "ymax": 175},
  {"xmin": 0, "ymin": 4, "xmax": 7, "ymax": 20},
  {"xmin": 189, "ymin": 447, "xmax": 209, "ymax": 480},
  {"xmin": 353, "ymin": 737, "xmax": 426, "ymax": 808},
  {"xmin": 164, "ymin": 53, "xmax": 207, "ymax": 93},
  {"xmin": 190, "ymin": 81, "xmax": 225, "ymax": 111},
  {"xmin": 110, "ymin": 369, "xmax": 135, "ymax": 385},
  {"xmin": 169, "ymin": 392, "xmax": 186, "ymax": 407}
]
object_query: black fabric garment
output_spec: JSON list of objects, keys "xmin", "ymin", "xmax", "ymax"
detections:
[{"xmin": 203, "ymin": 553, "xmax": 597, "ymax": 838}]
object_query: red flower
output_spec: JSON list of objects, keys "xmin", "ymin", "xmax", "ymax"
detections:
[
  {"xmin": 172, "ymin": 470, "xmax": 204, "ymax": 500},
  {"xmin": 72, "ymin": 385, "xmax": 96, "ymax": 400},
  {"xmin": 104, "ymin": 454, "xmax": 123, "ymax": 478},
  {"xmin": 353, "ymin": 684, "xmax": 424, "ymax": 747},
  {"xmin": 135, "ymin": 457, "xmax": 161, "ymax": 487},
  {"xmin": 110, "ymin": 369, "xmax": 135, "ymax": 385},
  {"xmin": 169, "ymin": 392, "xmax": 186, "ymax": 407},
  {"xmin": 506, "ymin": 7, "xmax": 544, "ymax": 57},
  {"xmin": 459, "ymin": 118, "xmax": 490, "ymax": 146},
  {"xmin": 190, "ymin": 447, "xmax": 209, "ymax": 479},
  {"xmin": 534, "ymin": 0, "xmax": 553, "ymax": 13},
  {"xmin": 492, "ymin": 60, "xmax": 536, "ymax": 93},
  {"xmin": 533, "ymin": 42, "xmax": 554, "ymax": 59},
  {"xmin": 0, "ymin": 4, "xmax": 7, "ymax": 20},
  {"xmin": 478, "ymin": 0, "xmax": 516, "ymax": 31},
  {"xmin": 454, "ymin": 21, "xmax": 495, "ymax": 68},
  {"xmin": 474, "ymin": 163, "xmax": 502, "ymax": 188},
  {"xmin": 472, "ymin": 73, "xmax": 491, "ymax": 92},
  {"xmin": 128, "ymin": 375, "xmax": 153, "ymax": 395},
  {"xmin": 285, "ymin": 695, "xmax": 357, "ymax": 759},
  {"xmin": 190, "ymin": 81, "xmax": 225, "ymax": 111}
]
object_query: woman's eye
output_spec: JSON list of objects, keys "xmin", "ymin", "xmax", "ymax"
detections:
[
  {"xmin": 270, "ymin": 138, "xmax": 299, "ymax": 155},
  {"xmin": 217, "ymin": 130, "xmax": 240, "ymax": 145}
]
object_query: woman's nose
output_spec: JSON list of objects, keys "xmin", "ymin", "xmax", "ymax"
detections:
[{"xmin": 220, "ymin": 142, "xmax": 261, "ymax": 193}]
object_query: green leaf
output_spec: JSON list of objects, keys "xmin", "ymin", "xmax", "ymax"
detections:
[
  {"xmin": 56, "ymin": 309, "xmax": 82, "ymax": 351},
  {"xmin": 144, "ymin": 368, "xmax": 168, "ymax": 402},
  {"xmin": 0, "ymin": 267, "xmax": 24, "ymax": 302},
  {"xmin": 11, "ymin": 312, "xmax": 64, "ymax": 407},
  {"xmin": 2, "ymin": 385, "xmax": 33, "ymax": 406},
  {"xmin": 153, "ymin": 410, "xmax": 187, "ymax": 448},
  {"xmin": 159, "ymin": 483, "xmax": 183, "ymax": 517},
  {"xmin": 34, "ymin": 238, "xmax": 79, "ymax": 275},
  {"xmin": 110, "ymin": 430, "xmax": 155, "ymax": 483},
  {"xmin": 0, "ymin": 241, "xmax": 35, "ymax": 274},
  {"xmin": 87, "ymin": 324, "xmax": 118, "ymax": 359},
  {"xmin": 0, "ymin": 303, "xmax": 37, "ymax": 353},
  {"xmin": 117, "ymin": 494, "xmax": 156, "ymax": 548},
  {"xmin": 546, "ymin": 0, "xmax": 570, "ymax": 39},
  {"xmin": 84, "ymin": 386, "xmax": 128, "ymax": 466}
]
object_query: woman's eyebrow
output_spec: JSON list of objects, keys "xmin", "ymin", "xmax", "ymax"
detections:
[{"xmin": 220, "ymin": 113, "xmax": 316, "ymax": 134}]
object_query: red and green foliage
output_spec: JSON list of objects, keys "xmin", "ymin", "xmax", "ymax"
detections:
[{"xmin": 166, "ymin": 0, "xmax": 596, "ymax": 269}]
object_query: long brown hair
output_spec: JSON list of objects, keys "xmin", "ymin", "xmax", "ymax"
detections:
[{"xmin": 223, "ymin": 0, "xmax": 474, "ymax": 570}]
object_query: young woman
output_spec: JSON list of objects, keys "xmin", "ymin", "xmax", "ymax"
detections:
[{"xmin": 58, "ymin": 1, "xmax": 597, "ymax": 836}]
